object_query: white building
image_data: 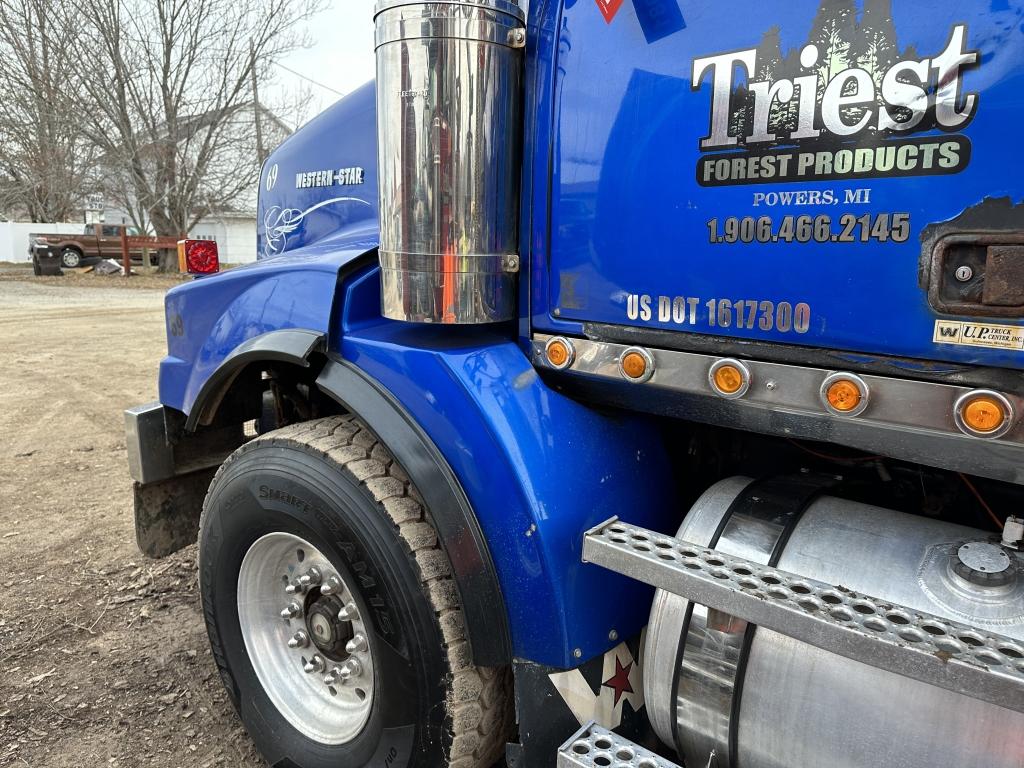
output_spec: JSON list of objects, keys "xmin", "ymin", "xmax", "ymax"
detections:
[{"xmin": 189, "ymin": 212, "xmax": 264, "ymax": 265}]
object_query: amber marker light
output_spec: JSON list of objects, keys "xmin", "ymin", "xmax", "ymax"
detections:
[
  {"xmin": 619, "ymin": 347, "xmax": 654, "ymax": 383},
  {"xmin": 708, "ymin": 359, "xmax": 750, "ymax": 399},
  {"xmin": 714, "ymin": 365, "xmax": 744, "ymax": 394},
  {"xmin": 964, "ymin": 398, "xmax": 1003, "ymax": 431},
  {"xmin": 820, "ymin": 373, "xmax": 869, "ymax": 417},
  {"xmin": 954, "ymin": 390, "xmax": 1014, "ymax": 438},
  {"xmin": 544, "ymin": 337, "xmax": 575, "ymax": 370},
  {"xmin": 826, "ymin": 380, "xmax": 861, "ymax": 411}
]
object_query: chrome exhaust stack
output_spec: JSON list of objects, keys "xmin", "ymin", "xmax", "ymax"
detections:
[{"xmin": 374, "ymin": 0, "xmax": 526, "ymax": 324}]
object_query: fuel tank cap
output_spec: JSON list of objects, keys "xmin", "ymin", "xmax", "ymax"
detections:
[{"xmin": 954, "ymin": 541, "xmax": 1014, "ymax": 587}]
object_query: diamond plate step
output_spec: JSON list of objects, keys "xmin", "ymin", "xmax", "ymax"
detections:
[
  {"xmin": 583, "ymin": 517, "xmax": 1024, "ymax": 713},
  {"xmin": 557, "ymin": 722, "xmax": 682, "ymax": 768}
]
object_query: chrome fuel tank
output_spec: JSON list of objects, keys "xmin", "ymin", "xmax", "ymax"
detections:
[
  {"xmin": 374, "ymin": 0, "xmax": 525, "ymax": 323},
  {"xmin": 645, "ymin": 477, "xmax": 1024, "ymax": 768}
]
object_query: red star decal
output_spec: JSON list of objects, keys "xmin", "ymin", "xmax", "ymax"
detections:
[{"xmin": 602, "ymin": 656, "xmax": 634, "ymax": 706}]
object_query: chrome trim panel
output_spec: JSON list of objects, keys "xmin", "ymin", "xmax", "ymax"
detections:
[
  {"xmin": 532, "ymin": 334, "xmax": 1024, "ymax": 484},
  {"xmin": 584, "ymin": 518, "xmax": 1024, "ymax": 714},
  {"xmin": 375, "ymin": 11, "xmax": 525, "ymax": 48},
  {"xmin": 375, "ymin": 0, "xmax": 525, "ymax": 21}
]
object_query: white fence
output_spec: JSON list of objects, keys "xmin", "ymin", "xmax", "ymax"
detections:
[{"xmin": 0, "ymin": 221, "xmax": 83, "ymax": 263}]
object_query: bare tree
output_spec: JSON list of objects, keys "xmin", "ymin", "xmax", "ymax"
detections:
[
  {"xmin": 0, "ymin": 0, "xmax": 96, "ymax": 221},
  {"xmin": 70, "ymin": 0, "xmax": 320, "ymax": 268}
]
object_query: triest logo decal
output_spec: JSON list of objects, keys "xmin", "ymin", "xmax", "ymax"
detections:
[{"xmin": 692, "ymin": 0, "xmax": 979, "ymax": 186}]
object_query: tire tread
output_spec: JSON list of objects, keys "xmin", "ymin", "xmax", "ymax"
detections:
[{"xmin": 206, "ymin": 415, "xmax": 512, "ymax": 768}]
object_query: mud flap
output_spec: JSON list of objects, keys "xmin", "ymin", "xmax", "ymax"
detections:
[
  {"xmin": 506, "ymin": 632, "xmax": 667, "ymax": 767},
  {"xmin": 133, "ymin": 467, "xmax": 217, "ymax": 557}
]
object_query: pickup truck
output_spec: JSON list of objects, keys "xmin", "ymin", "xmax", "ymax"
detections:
[{"xmin": 29, "ymin": 224, "xmax": 158, "ymax": 270}]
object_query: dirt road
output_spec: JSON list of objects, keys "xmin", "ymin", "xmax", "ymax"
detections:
[{"xmin": 0, "ymin": 278, "xmax": 262, "ymax": 767}]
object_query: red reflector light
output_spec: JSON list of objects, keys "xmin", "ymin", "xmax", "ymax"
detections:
[{"xmin": 177, "ymin": 239, "xmax": 219, "ymax": 275}]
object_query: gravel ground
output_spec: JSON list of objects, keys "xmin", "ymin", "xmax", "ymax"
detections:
[
  {"xmin": 0, "ymin": 279, "xmax": 262, "ymax": 767},
  {"xmin": 0, "ymin": 270, "xmax": 189, "ymax": 291}
]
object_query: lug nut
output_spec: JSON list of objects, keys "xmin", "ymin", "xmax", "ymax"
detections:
[
  {"xmin": 284, "ymin": 581, "xmax": 305, "ymax": 595},
  {"xmin": 287, "ymin": 630, "xmax": 309, "ymax": 649},
  {"xmin": 280, "ymin": 601, "xmax": 302, "ymax": 620},
  {"xmin": 339, "ymin": 657, "xmax": 362, "ymax": 681},
  {"xmin": 303, "ymin": 655, "xmax": 325, "ymax": 674},
  {"xmin": 345, "ymin": 633, "xmax": 368, "ymax": 655},
  {"xmin": 338, "ymin": 602, "xmax": 359, "ymax": 622},
  {"xmin": 298, "ymin": 567, "xmax": 322, "ymax": 588},
  {"xmin": 323, "ymin": 666, "xmax": 343, "ymax": 686},
  {"xmin": 320, "ymin": 575, "xmax": 343, "ymax": 595}
]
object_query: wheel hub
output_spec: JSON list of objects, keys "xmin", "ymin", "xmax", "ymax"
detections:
[
  {"xmin": 306, "ymin": 595, "xmax": 354, "ymax": 655},
  {"xmin": 236, "ymin": 532, "xmax": 375, "ymax": 745}
]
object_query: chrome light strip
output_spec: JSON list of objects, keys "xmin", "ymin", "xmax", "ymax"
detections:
[
  {"xmin": 531, "ymin": 334, "xmax": 1024, "ymax": 485},
  {"xmin": 583, "ymin": 518, "xmax": 1024, "ymax": 714}
]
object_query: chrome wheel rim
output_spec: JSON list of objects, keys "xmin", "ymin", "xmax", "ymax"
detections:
[
  {"xmin": 237, "ymin": 532, "xmax": 375, "ymax": 744},
  {"xmin": 62, "ymin": 250, "xmax": 80, "ymax": 267}
]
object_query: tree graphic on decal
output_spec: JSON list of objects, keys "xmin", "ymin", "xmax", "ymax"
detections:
[
  {"xmin": 810, "ymin": 0, "xmax": 858, "ymax": 97},
  {"xmin": 729, "ymin": 82, "xmax": 752, "ymax": 141},
  {"xmin": 853, "ymin": 0, "xmax": 898, "ymax": 83},
  {"xmin": 758, "ymin": 27, "xmax": 798, "ymax": 134},
  {"xmin": 727, "ymin": 0, "xmax": 906, "ymax": 145}
]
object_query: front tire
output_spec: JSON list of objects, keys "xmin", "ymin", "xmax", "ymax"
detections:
[
  {"xmin": 60, "ymin": 248, "xmax": 82, "ymax": 268},
  {"xmin": 199, "ymin": 416, "xmax": 512, "ymax": 768}
]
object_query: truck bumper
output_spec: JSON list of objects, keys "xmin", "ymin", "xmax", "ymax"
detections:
[
  {"xmin": 126, "ymin": 402, "xmax": 176, "ymax": 484},
  {"xmin": 31, "ymin": 244, "xmax": 62, "ymax": 275},
  {"xmin": 125, "ymin": 402, "xmax": 242, "ymax": 557}
]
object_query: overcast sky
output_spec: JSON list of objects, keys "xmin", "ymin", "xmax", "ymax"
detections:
[
  {"xmin": 271, "ymin": 1, "xmax": 378, "ymax": 124},
  {"xmin": 270, "ymin": 0, "xmax": 527, "ymax": 127}
]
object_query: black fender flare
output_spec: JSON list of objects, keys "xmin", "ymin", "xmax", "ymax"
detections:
[
  {"xmin": 316, "ymin": 356, "xmax": 512, "ymax": 668},
  {"xmin": 185, "ymin": 328, "xmax": 325, "ymax": 431}
]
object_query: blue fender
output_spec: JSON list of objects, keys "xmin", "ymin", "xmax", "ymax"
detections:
[
  {"xmin": 165, "ymin": 256, "xmax": 678, "ymax": 667},
  {"xmin": 159, "ymin": 235, "xmax": 376, "ymax": 416},
  {"xmin": 335, "ymin": 266, "xmax": 678, "ymax": 668}
]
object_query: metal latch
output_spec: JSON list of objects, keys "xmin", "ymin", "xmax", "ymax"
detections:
[{"xmin": 928, "ymin": 234, "xmax": 1024, "ymax": 317}]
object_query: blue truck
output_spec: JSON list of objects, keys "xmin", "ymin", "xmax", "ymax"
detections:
[{"xmin": 125, "ymin": 1, "xmax": 1024, "ymax": 766}]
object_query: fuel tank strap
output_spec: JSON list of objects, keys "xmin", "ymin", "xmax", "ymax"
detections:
[{"xmin": 670, "ymin": 475, "xmax": 833, "ymax": 767}]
